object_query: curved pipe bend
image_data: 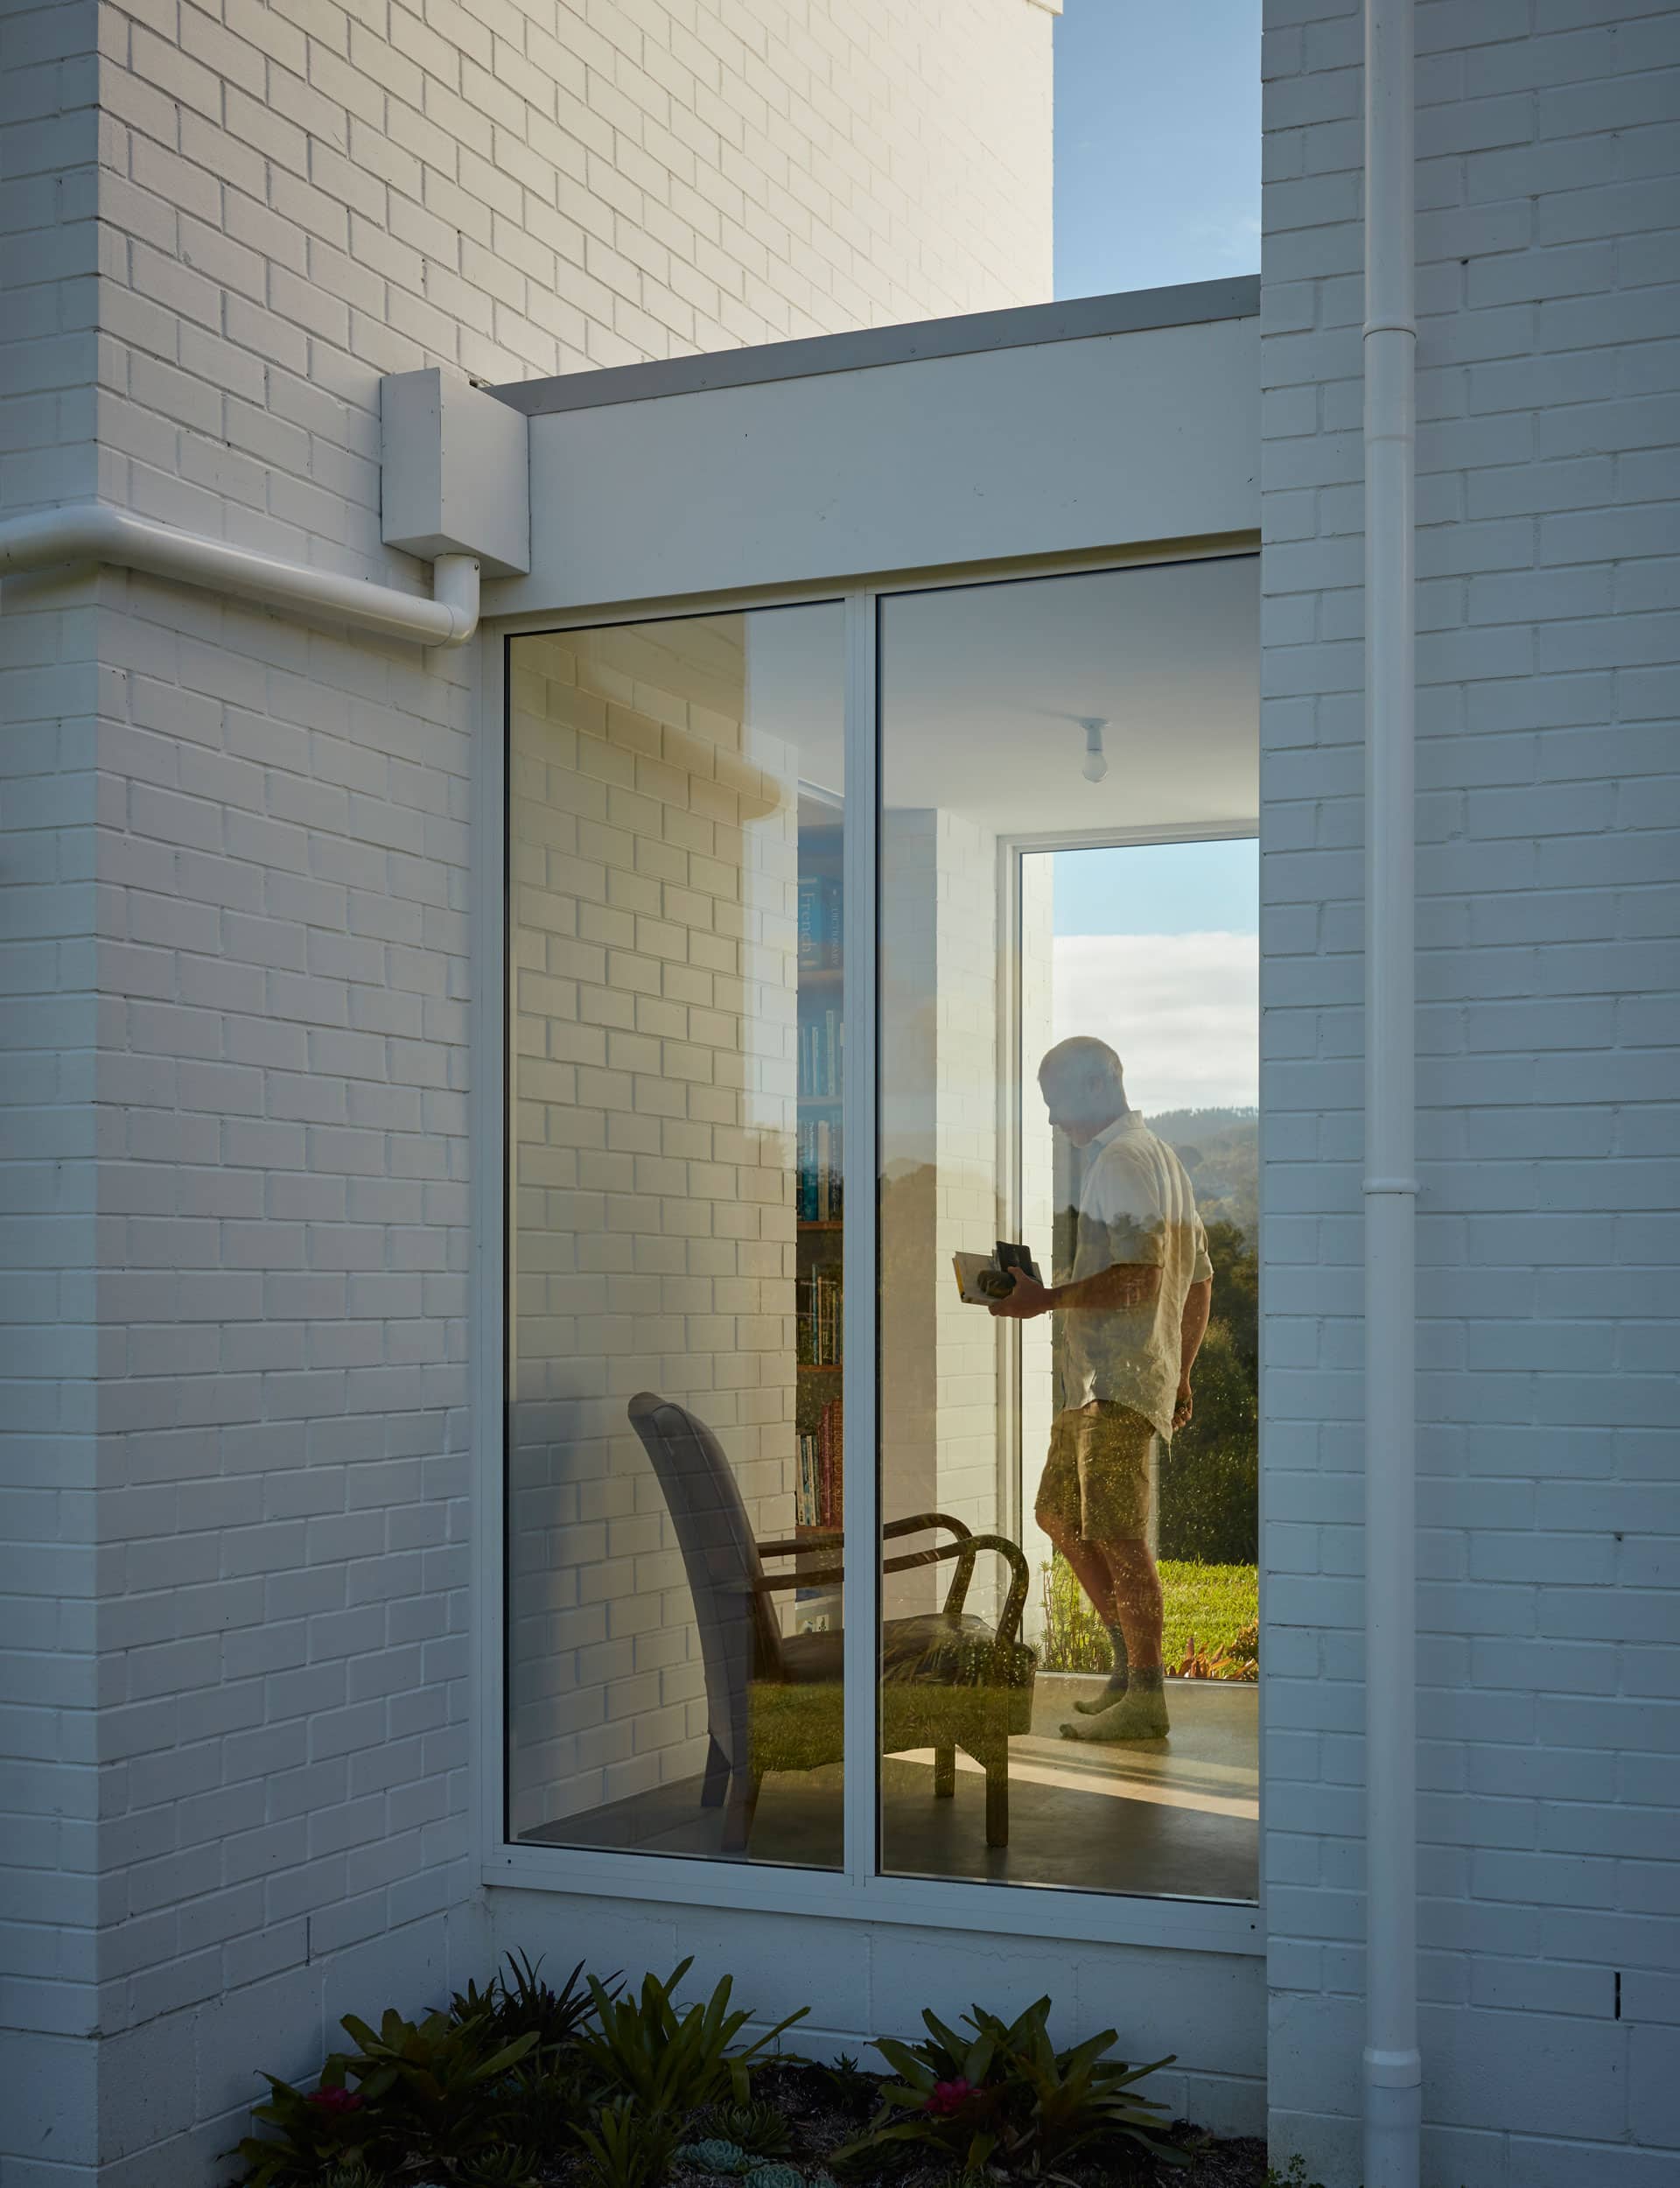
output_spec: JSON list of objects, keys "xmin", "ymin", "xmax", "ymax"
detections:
[{"xmin": 0, "ymin": 503, "xmax": 479, "ymax": 649}]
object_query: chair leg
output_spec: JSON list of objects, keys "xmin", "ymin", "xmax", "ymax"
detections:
[
  {"xmin": 722, "ymin": 1768, "xmax": 761, "ymax": 1854},
  {"xmin": 934, "ymin": 1744, "xmax": 956, "ymax": 1798},
  {"xmin": 700, "ymin": 1736, "xmax": 730, "ymax": 1808},
  {"xmin": 984, "ymin": 1757, "xmax": 1009, "ymax": 1848}
]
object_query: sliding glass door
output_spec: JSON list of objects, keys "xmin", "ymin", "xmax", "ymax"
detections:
[
  {"xmin": 505, "ymin": 605, "xmax": 848, "ymax": 1868},
  {"xmin": 875, "ymin": 560, "xmax": 1260, "ymax": 1898}
]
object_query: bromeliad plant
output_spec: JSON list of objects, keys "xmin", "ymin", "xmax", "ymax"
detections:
[
  {"xmin": 236, "ymin": 2000, "xmax": 537, "ymax": 2187},
  {"xmin": 575, "ymin": 2097, "xmax": 678, "ymax": 2188},
  {"xmin": 236, "ymin": 2065, "xmax": 384, "ymax": 2188},
  {"xmin": 452, "ymin": 1950, "xmax": 615, "ymax": 2056},
  {"xmin": 336, "ymin": 2005, "xmax": 538, "ymax": 2163},
  {"xmin": 833, "ymin": 1995, "xmax": 1183, "ymax": 2183},
  {"xmin": 578, "ymin": 1958, "xmax": 808, "ymax": 2117}
]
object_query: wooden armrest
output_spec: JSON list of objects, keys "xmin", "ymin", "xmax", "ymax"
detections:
[
  {"xmin": 755, "ymin": 1511, "xmax": 973, "ymax": 1563},
  {"xmin": 950, "ymin": 1532, "xmax": 1031, "ymax": 1646},
  {"xmin": 755, "ymin": 1528, "xmax": 841, "ymax": 1560},
  {"xmin": 753, "ymin": 1540, "xmax": 968, "ymax": 1595},
  {"xmin": 753, "ymin": 1531, "xmax": 1026, "ymax": 1615},
  {"xmin": 886, "ymin": 1511, "xmax": 973, "ymax": 1544},
  {"xmin": 754, "ymin": 1565, "xmax": 844, "ymax": 1593}
]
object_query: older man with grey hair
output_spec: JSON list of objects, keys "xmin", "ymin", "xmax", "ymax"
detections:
[{"xmin": 990, "ymin": 1036, "xmax": 1213, "ymax": 1741}]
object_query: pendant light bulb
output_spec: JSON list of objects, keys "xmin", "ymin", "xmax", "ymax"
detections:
[{"xmin": 1080, "ymin": 717, "xmax": 1109, "ymax": 784}]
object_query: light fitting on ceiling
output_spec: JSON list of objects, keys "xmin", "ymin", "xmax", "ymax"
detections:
[{"xmin": 1079, "ymin": 717, "xmax": 1109, "ymax": 783}]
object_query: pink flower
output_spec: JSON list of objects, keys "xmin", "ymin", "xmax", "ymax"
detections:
[
  {"xmin": 307, "ymin": 2086, "xmax": 364, "ymax": 2113},
  {"xmin": 924, "ymin": 2078, "xmax": 974, "ymax": 2116}
]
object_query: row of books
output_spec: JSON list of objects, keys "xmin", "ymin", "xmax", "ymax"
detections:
[
  {"xmin": 797, "ymin": 1117, "xmax": 844, "ymax": 1221},
  {"xmin": 795, "ymin": 1262, "xmax": 843, "ymax": 1366},
  {"xmin": 797, "ymin": 876, "xmax": 843, "ymax": 967},
  {"xmin": 794, "ymin": 1398, "xmax": 844, "ymax": 1528},
  {"xmin": 798, "ymin": 1008, "xmax": 843, "ymax": 1099}
]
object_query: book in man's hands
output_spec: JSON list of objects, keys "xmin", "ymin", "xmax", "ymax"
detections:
[{"xmin": 952, "ymin": 1240, "xmax": 1044, "ymax": 1306}]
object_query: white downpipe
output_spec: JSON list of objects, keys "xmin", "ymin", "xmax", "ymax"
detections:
[
  {"xmin": 0, "ymin": 503, "xmax": 479, "ymax": 648},
  {"xmin": 1362, "ymin": 2, "xmax": 1421, "ymax": 2186}
]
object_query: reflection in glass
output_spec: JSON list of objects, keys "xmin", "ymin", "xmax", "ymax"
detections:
[
  {"xmin": 505, "ymin": 605, "xmax": 846, "ymax": 1865},
  {"xmin": 877, "ymin": 560, "xmax": 1259, "ymax": 1898}
]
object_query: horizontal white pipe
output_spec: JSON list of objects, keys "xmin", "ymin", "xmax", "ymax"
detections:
[
  {"xmin": 1363, "ymin": 0, "xmax": 1422, "ymax": 2186},
  {"xmin": 0, "ymin": 503, "xmax": 478, "ymax": 647}
]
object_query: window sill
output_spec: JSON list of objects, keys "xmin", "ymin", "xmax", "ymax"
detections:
[{"xmin": 483, "ymin": 1844, "xmax": 1262, "ymax": 1957}]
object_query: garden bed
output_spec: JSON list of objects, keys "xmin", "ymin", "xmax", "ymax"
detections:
[{"xmin": 233, "ymin": 1954, "xmax": 1307, "ymax": 2188}]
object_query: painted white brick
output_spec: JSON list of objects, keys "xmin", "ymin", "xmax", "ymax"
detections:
[
  {"xmin": 1263, "ymin": 2, "xmax": 1679, "ymax": 2182},
  {"xmin": 4, "ymin": 4, "xmax": 1054, "ymax": 2178}
]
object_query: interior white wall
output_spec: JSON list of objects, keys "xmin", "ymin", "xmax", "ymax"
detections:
[
  {"xmin": 1018, "ymin": 854, "xmax": 1059, "ymax": 1643},
  {"xmin": 877, "ymin": 805, "xmax": 1007, "ymax": 1618}
]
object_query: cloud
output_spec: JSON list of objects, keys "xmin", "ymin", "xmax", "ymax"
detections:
[{"xmin": 1051, "ymin": 931, "xmax": 1258, "ymax": 1114}]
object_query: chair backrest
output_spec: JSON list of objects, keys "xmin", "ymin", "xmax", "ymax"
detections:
[{"xmin": 627, "ymin": 1393, "xmax": 786, "ymax": 1775}]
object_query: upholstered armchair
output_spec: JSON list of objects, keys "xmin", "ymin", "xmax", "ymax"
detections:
[{"xmin": 629, "ymin": 1392, "xmax": 1037, "ymax": 1853}]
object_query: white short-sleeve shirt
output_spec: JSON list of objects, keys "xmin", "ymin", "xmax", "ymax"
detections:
[{"xmin": 1061, "ymin": 1111, "xmax": 1214, "ymax": 1439}]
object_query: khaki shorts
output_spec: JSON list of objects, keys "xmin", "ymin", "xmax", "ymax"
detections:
[{"xmin": 1035, "ymin": 1402, "xmax": 1155, "ymax": 1544}]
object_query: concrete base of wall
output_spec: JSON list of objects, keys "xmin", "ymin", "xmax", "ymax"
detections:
[{"xmin": 480, "ymin": 1887, "xmax": 1266, "ymax": 2142}]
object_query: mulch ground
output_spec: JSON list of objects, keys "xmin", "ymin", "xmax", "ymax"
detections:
[{"xmin": 676, "ymin": 2060, "xmax": 1274, "ymax": 2188}]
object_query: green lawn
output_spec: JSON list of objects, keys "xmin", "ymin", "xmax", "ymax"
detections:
[{"xmin": 1039, "ymin": 1553, "xmax": 1258, "ymax": 1676}]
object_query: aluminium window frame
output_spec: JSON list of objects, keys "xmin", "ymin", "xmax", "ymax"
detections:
[{"xmin": 472, "ymin": 543, "xmax": 1263, "ymax": 1960}]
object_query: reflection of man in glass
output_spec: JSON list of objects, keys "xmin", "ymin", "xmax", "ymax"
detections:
[{"xmin": 990, "ymin": 1037, "xmax": 1213, "ymax": 1740}]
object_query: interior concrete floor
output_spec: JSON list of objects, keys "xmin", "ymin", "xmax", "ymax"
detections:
[{"xmin": 524, "ymin": 1673, "xmax": 1258, "ymax": 1903}]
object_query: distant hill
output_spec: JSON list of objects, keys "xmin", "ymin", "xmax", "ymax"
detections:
[
  {"xmin": 1147, "ymin": 1107, "xmax": 1257, "ymax": 1239},
  {"xmin": 1148, "ymin": 1106, "xmax": 1258, "ymax": 1145}
]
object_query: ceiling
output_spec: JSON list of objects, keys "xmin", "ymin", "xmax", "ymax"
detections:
[{"xmin": 745, "ymin": 555, "xmax": 1257, "ymax": 838}]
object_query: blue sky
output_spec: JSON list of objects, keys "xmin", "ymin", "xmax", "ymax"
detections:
[
  {"xmin": 1053, "ymin": 839, "xmax": 1258, "ymax": 936},
  {"xmin": 1054, "ymin": 0, "xmax": 1262, "ymax": 300},
  {"xmin": 1046, "ymin": 843, "xmax": 1259, "ymax": 1111},
  {"xmin": 1043, "ymin": 16, "xmax": 1262, "ymax": 1105}
]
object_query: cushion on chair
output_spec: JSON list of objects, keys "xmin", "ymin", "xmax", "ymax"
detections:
[
  {"xmin": 778, "ymin": 1610, "xmax": 1036, "ymax": 1691},
  {"xmin": 882, "ymin": 1610, "xmax": 1037, "ymax": 1691}
]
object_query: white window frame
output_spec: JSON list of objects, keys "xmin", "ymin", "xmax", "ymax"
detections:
[{"xmin": 472, "ymin": 544, "xmax": 1263, "ymax": 1959}]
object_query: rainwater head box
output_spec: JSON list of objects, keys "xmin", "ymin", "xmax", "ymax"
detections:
[{"xmin": 380, "ymin": 366, "xmax": 531, "ymax": 578}]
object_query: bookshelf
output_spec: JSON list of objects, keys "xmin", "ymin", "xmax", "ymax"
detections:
[{"xmin": 794, "ymin": 793, "xmax": 844, "ymax": 1629}]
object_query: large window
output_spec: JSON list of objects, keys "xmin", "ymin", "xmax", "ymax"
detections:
[{"xmin": 504, "ymin": 556, "xmax": 1258, "ymax": 1906}]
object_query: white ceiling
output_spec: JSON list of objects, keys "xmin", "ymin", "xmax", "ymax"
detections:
[
  {"xmin": 879, "ymin": 555, "xmax": 1258, "ymax": 836},
  {"xmin": 746, "ymin": 555, "xmax": 1257, "ymax": 838}
]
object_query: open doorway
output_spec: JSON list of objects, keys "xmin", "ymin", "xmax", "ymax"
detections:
[{"xmin": 1007, "ymin": 837, "xmax": 1258, "ymax": 1897}]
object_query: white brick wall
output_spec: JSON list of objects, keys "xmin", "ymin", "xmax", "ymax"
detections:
[
  {"xmin": 0, "ymin": 0, "xmax": 104, "ymax": 2168},
  {"xmin": 1261, "ymin": 3, "xmax": 1679, "ymax": 2181},
  {"xmin": 2, "ymin": 2, "xmax": 1054, "ymax": 2178}
]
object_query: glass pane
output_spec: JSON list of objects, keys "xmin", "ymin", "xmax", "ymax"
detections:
[
  {"xmin": 506, "ymin": 604, "xmax": 846, "ymax": 1867},
  {"xmin": 876, "ymin": 558, "xmax": 1259, "ymax": 1898}
]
